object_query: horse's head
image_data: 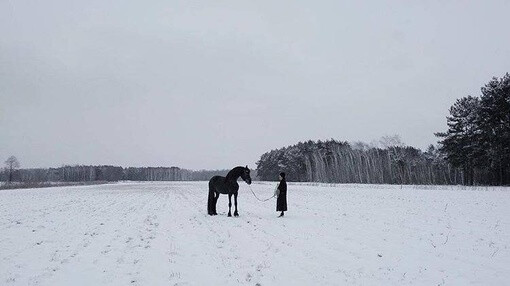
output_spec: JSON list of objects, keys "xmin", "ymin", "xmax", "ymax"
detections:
[{"xmin": 241, "ymin": 165, "xmax": 252, "ymax": 185}]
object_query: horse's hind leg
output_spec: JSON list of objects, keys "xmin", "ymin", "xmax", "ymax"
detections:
[
  {"xmin": 213, "ymin": 192, "xmax": 219, "ymax": 215},
  {"xmin": 227, "ymin": 194, "xmax": 232, "ymax": 217},
  {"xmin": 207, "ymin": 186, "xmax": 215, "ymax": 215},
  {"xmin": 233, "ymin": 193, "xmax": 239, "ymax": 217}
]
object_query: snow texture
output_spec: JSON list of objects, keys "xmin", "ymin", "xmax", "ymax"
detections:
[{"xmin": 1, "ymin": 182, "xmax": 509, "ymax": 285}]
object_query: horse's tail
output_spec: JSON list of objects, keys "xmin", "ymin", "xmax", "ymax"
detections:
[{"xmin": 207, "ymin": 182, "xmax": 215, "ymax": 215}]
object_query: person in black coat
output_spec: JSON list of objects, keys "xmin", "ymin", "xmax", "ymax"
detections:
[{"xmin": 276, "ymin": 172, "xmax": 287, "ymax": 217}]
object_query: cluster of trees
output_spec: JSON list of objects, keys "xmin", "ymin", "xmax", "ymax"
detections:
[
  {"xmin": 257, "ymin": 74, "xmax": 509, "ymax": 186},
  {"xmin": 124, "ymin": 167, "xmax": 189, "ymax": 181},
  {"xmin": 2, "ymin": 165, "xmax": 125, "ymax": 182},
  {"xmin": 123, "ymin": 167, "xmax": 229, "ymax": 181},
  {"xmin": 256, "ymin": 139, "xmax": 462, "ymax": 185},
  {"xmin": 435, "ymin": 73, "xmax": 510, "ymax": 185},
  {"xmin": 1, "ymin": 159, "xmax": 229, "ymax": 183}
]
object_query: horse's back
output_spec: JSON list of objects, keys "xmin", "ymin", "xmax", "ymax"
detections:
[
  {"xmin": 209, "ymin": 176, "xmax": 225, "ymax": 189},
  {"xmin": 209, "ymin": 175, "xmax": 224, "ymax": 185}
]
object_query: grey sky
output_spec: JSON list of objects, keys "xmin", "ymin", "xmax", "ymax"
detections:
[{"xmin": 1, "ymin": 0, "xmax": 509, "ymax": 170}]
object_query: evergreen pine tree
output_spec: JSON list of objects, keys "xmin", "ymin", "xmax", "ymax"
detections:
[
  {"xmin": 478, "ymin": 73, "xmax": 510, "ymax": 184},
  {"xmin": 435, "ymin": 96, "xmax": 481, "ymax": 185}
]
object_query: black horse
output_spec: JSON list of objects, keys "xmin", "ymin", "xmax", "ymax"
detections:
[{"xmin": 208, "ymin": 166, "xmax": 252, "ymax": 216}]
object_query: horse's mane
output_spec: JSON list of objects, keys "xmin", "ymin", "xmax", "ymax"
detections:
[{"xmin": 225, "ymin": 166, "xmax": 244, "ymax": 182}]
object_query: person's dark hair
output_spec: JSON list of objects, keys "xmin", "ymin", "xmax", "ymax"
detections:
[{"xmin": 279, "ymin": 172, "xmax": 286, "ymax": 179}]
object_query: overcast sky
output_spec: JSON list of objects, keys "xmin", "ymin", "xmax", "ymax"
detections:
[{"xmin": 1, "ymin": 0, "xmax": 509, "ymax": 170}]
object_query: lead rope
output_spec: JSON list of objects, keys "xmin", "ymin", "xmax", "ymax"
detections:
[{"xmin": 248, "ymin": 185, "xmax": 276, "ymax": 202}]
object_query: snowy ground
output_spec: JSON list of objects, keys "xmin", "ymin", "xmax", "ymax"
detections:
[{"xmin": 0, "ymin": 182, "xmax": 509, "ymax": 285}]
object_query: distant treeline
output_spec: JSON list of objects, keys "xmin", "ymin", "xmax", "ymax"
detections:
[
  {"xmin": 0, "ymin": 166, "xmax": 229, "ymax": 183},
  {"xmin": 256, "ymin": 140, "xmax": 461, "ymax": 185}
]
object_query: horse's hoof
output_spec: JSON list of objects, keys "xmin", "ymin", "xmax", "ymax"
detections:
[
  {"xmin": 234, "ymin": 212, "xmax": 239, "ymax": 217},
  {"xmin": 213, "ymin": 213, "xmax": 217, "ymax": 215},
  {"xmin": 228, "ymin": 213, "xmax": 232, "ymax": 217}
]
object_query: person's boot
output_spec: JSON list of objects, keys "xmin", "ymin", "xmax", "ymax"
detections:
[{"xmin": 278, "ymin": 212, "xmax": 284, "ymax": 217}]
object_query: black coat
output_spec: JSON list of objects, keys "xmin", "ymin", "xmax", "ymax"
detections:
[{"xmin": 276, "ymin": 179, "xmax": 287, "ymax": 211}]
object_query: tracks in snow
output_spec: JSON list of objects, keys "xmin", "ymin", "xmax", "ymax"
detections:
[{"xmin": 1, "ymin": 182, "xmax": 509, "ymax": 285}]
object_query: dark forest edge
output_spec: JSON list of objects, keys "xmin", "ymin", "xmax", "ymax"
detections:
[
  {"xmin": 256, "ymin": 139, "xmax": 459, "ymax": 185},
  {"xmin": 257, "ymin": 73, "xmax": 509, "ymax": 186},
  {"xmin": 435, "ymin": 73, "xmax": 510, "ymax": 186}
]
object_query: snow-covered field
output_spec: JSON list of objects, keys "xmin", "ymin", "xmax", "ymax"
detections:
[{"xmin": 1, "ymin": 182, "xmax": 509, "ymax": 285}]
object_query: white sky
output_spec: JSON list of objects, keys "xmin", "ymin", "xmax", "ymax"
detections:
[{"xmin": 1, "ymin": 0, "xmax": 509, "ymax": 169}]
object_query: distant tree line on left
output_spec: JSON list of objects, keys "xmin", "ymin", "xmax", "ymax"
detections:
[{"xmin": 1, "ymin": 160, "xmax": 229, "ymax": 183}]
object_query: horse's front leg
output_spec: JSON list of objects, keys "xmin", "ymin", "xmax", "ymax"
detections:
[
  {"xmin": 233, "ymin": 193, "xmax": 239, "ymax": 217},
  {"xmin": 227, "ymin": 194, "xmax": 232, "ymax": 217}
]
